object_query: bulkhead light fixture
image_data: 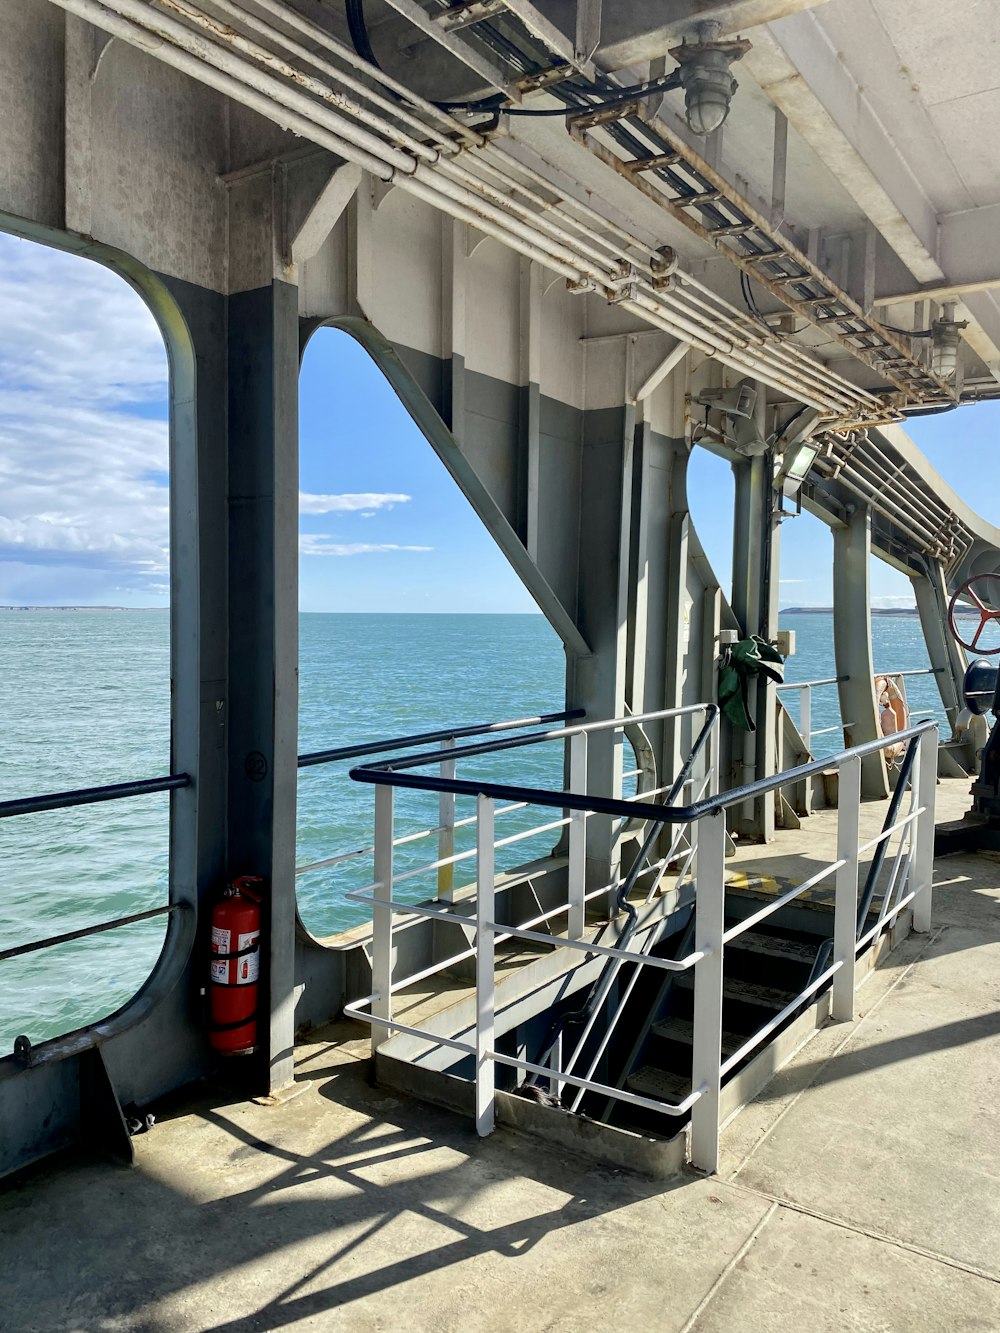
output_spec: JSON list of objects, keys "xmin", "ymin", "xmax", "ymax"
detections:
[
  {"xmin": 931, "ymin": 303, "xmax": 968, "ymax": 381},
  {"xmin": 668, "ymin": 21, "xmax": 752, "ymax": 137}
]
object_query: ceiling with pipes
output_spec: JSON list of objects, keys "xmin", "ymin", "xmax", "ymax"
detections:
[{"xmin": 47, "ymin": 0, "xmax": 1000, "ymax": 430}]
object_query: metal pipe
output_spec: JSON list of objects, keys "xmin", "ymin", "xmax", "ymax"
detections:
[
  {"xmin": 366, "ymin": 703, "xmax": 716, "ymax": 774},
  {"xmin": 200, "ymin": 0, "xmax": 465, "ymax": 154},
  {"xmin": 48, "ymin": 0, "xmax": 398, "ymax": 178},
  {"xmin": 667, "ymin": 281, "xmax": 868, "ymax": 410},
  {"xmin": 136, "ymin": 3, "xmax": 616, "ymax": 285},
  {"xmin": 237, "ymin": 0, "xmax": 484, "ymax": 145},
  {"xmin": 776, "ymin": 677, "xmax": 847, "ymax": 689},
  {"xmin": 67, "ymin": 0, "xmax": 899, "ymax": 418},
  {"xmin": 625, "ymin": 292, "xmax": 846, "ymax": 411},
  {"xmin": 481, "ymin": 140, "xmax": 662, "ymax": 262},
  {"xmin": 675, "ymin": 270, "xmax": 886, "ymax": 407},
  {"xmin": 106, "ymin": 0, "xmax": 420, "ymax": 172}
]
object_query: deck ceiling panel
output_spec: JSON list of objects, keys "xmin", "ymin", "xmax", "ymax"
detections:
[{"xmin": 811, "ymin": 0, "xmax": 1000, "ymax": 213}]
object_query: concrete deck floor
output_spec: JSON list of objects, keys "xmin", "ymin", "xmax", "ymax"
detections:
[{"xmin": 2, "ymin": 778, "xmax": 999, "ymax": 1332}]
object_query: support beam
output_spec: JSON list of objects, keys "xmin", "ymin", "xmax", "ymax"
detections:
[
  {"xmin": 832, "ymin": 506, "xmax": 889, "ymax": 800},
  {"xmin": 730, "ymin": 433, "xmax": 780, "ymax": 839},
  {"xmin": 226, "ymin": 278, "xmax": 300, "ymax": 1095},
  {"xmin": 519, "ymin": 256, "xmax": 541, "ymax": 559},
  {"xmin": 291, "ymin": 162, "xmax": 362, "ymax": 267},
  {"xmin": 862, "ymin": 220, "xmax": 876, "ymax": 316},
  {"xmin": 912, "ymin": 563, "xmax": 965, "ymax": 731},
  {"xmin": 632, "ymin": 339, "xmax": 689, "ymax": 403},
  {"xmin": 568, "ymin": 403, "xmax": 635, "ymax": 893},
  {"xmin": 441, "ymin": 218, "xmax": 468, "ymax": 443},
  {"xmin": 770, "ymin": 106, "xmax": 787, "ymax": 230},
  {"xmin": 380, "ymin": 0, "xmax": 516, "ymax": 95}
]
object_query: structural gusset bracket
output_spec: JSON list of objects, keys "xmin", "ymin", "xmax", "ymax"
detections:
[{"xmin": 80, "ymin": 1046, "xmax": 135, "ymax": 1168}]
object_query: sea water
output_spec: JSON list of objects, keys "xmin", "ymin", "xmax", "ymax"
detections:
[{"xmin": 0, "ymin": 609, "xmax": 950, "ymax": 1049}]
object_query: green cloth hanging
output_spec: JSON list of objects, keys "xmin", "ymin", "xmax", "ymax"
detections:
[{"xmin": 718, "ymin": 635, "xmax": 785, "ymax": 731}]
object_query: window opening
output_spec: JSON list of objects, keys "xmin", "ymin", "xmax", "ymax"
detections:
[
  {"xmin": 296, "ymin": 327, "xmax": 568, "ymax": 938},
  {"xmin": 0, "ymin": 233, "xmax": 171, "ymax": 1050}
]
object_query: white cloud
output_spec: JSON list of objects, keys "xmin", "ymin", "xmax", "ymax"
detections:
[
  {"xmin": 299, "ymin": 491, "xmax": 411, "ymax": 514},
  {"xmin": 299, "ymin": 534, "xmax": 432, "ymax": 557},
  {"xmin": 0, "ymin": 235, "xmax": 169, "ymax": 601},
  {"xmin": 872, "ymin": 594, "xmax": 917, "ymax": 608}
]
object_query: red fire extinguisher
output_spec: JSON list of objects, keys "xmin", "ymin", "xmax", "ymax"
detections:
[{"xmin": 209, "ymin": 876, "xmax": 264, "ymax": 1055}]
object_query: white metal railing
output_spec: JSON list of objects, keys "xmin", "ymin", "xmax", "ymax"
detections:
[
  {"xmin": 295, "ymin": 707, "xmax": 588, "ymax": 906},
  {"xmin": 777, "ymin": 667, "xmax": 943, "ymax": 754},
  {"xmin": 344, "ymin": 712, "xmax": 938, "ymax": 1176},
  {"xmin": 775, "ymin": 675, "xmax": 846, "ymax": 752}
]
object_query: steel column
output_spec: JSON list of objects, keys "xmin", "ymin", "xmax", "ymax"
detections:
[
  {"xmin": 475, "ymin": 795, "xmax": 496, "ymax": 1136},
  {"xmin": 832, "ymin": 753, "xmax": 861, "ymax": 1020},
  {"xmin": 690, "ymin": 810, "xmax": 726, "ymax": 1174},
  {"xmin": 833, "ymin": 505, "xmax": 889, "ymax": 799}
]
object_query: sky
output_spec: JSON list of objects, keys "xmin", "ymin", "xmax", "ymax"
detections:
[{"xmin": 2, "ymin": 229, "xmax": 1000, "ymax": 613}]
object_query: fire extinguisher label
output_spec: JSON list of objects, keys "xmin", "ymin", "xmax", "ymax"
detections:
[
  {"xmin": 236, "ymin": 931, "xmax": 260, "ymax": 984},
  {"xmin": 210, "ymin": 926, "xmax": 231, "ymax": 983}
]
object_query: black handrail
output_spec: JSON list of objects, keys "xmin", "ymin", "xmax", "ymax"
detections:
[
  {"xmin": 359, "ymin": 703, "xmax": 718, "ymax": 778},
  {"xmin": 0, "ymin": 773, "xmax": 191, "ymax": 820},
  {"xmin": 297, "ymin": 709, "xmax": 584, "ymax": 768},
  {"xmin": 856, "ymin": 736, "xmax": 920, "ymax": 931},
  {"xmin": 351, "ymin": 718, "xmax": 937, "ymax": 827},
  {"xmin": 534, "ymin": 707, "xmax": 720, "ymax": 1070},
  {"xmin": 0, "ymin": 904, "xmax": 185, "ymax": 964}
]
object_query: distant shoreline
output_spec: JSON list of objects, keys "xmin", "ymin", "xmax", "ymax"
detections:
[
  {"xmin": 0, "ymin": 605, "xmax": 166, "ymax": 612},
  {"xmin": 781, "ymin": 605, "xmax": 978, "ymax": 617}
]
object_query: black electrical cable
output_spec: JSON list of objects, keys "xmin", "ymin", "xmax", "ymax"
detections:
[
  {"xmin": 435, "ymin": 69, "xmax": 683, "ymax": 117},
  {"xmin": 880, "ymin": 323, "xmax": 936, "ymax": 338},
  {"xmin": 345, "ymin": 0, "xmax": 380, "ymax": 69},
  {"xmin": 740, "ymin": 269, "xmax": 789, "ymax": 340},
  {"xmin": 903, "ymin": 400, "xmax": 958, "ymax": 418}
]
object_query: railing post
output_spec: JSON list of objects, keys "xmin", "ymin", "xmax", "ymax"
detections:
[
  {"xmin": 832, "ymin": 752, "xmax": 861, "ymax": 1022},
  {"xmin": 437, "ymin": 736, "xmax": 456, "ymax": 903},
  {"xmin": 476, "ymin": 794, "xmax": 496, "ymax": 1136},
  {"xmin": 548, "ymin": 1031, "xmax": 563, "ymax": 1099},
  {"xmin": 800, "ymin": 685, "xmax": 812, "ymax": 754},
  {"xmin": 371, "ymin": 783, "xmax": 395, "ymax": 1054},
  {"xmin": 567, "ymin": 730, "xmax": 588, "ymax": 939},
  {"xmin": 707, "ymin": 710, "xmax": 720, "ymax": 799},
  {"xmin": 690, "ymin": 810, "xmax": 726, "ymax": 1174},
  {"xmin": 912, "ymin": 728, "xmax": 938, "ymax": 933}
]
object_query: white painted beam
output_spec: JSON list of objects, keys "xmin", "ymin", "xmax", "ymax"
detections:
[
  {"xmin": 938, "ymin": 203, "xmax": 1000, "ymax": 294},
  {"xmin": 598, "ymin": 0, "xmax": 830, "ymax": 70},
  {"xmin": 380, "ymin": 0, "xmax": 517, "ymax": 96},
  {"xmin": 743, "ymin": 15, "xmax": 943, "ymax": 285},
  {"xmin": 575, "ymin": 0, "xmax": 602, "ymax": 67},
  {"xmin": 743, "ymin": 11, "xmax": 1000, "ymax": 368},
  {"xmin": 633, "ymin": 340, "xmax": 689, "ymax": 403},
  {"xmin": 290, "ymin": 162, "xmax": 363, "ymax": 266},
  {"xmin": 502, "ymin": 0, "xmax": 595, "ymax": 80}
]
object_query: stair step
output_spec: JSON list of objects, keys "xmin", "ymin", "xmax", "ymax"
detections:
[
  {"xmin": 727, "ymin": 932, "xmax": 818, "ymax": 964},
  {"xmin": 676, "ymin": 974, "xmax": 791, "ymax": 1009},
  {"xmin": 626, "ymin": 1066, "xmax": 691, "ymax": 1104},
  {"xmin": 651, "ymin": 1017, "xmax": 744, "ymax": 1056}
]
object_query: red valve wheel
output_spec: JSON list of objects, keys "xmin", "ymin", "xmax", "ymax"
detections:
[{"xmin": 948, "ymin": 573, "xmax": 1000, "ymax": 655}]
